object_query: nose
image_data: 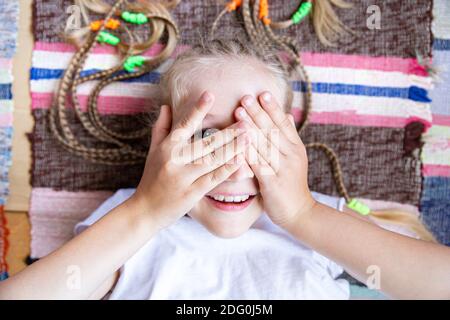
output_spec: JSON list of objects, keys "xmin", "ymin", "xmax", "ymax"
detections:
[{"xmin": 226, "ymin": 159, "xmax": 254, "ymax": 181}]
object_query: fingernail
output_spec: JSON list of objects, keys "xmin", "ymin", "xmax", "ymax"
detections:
[
  {"xmin": 262, "ymin": 92, "xmax": 271, "ymax": 102},
  {"xmin": 202, "ymin": 92, "xmax": 212, "ymax": 103},
  {"xmin": 237, "ymin": 154, "xmax": 244, "ymax": 164},
  {"xmin": 238, "ymin": 107, "xmax": 248, "ymax": 118},
  {"xmin": 243, "ymin": 96, "xmax": 254, "ymax": 106}
]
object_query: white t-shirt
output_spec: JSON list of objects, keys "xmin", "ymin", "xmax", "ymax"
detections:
[{"xmin": 75, "ymin": 189, "xmax": 349, "ymax": 300}]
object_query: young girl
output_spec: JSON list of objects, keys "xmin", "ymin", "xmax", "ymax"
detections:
[{"xmin": 1, "ymin": 40, "xmax": 450, "ymax": 300}]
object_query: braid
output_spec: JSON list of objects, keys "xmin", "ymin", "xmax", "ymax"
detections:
[
  {"xmin": 210, "ymin": 0, "xmax": 347, "ymax": 204},
  {"xmin": 50, "ymin": 0, "xmax": 180, "ymax": 165},
  {"xmin": 304, "ymin": 143, "xmax": 350, "ymax": 202}
]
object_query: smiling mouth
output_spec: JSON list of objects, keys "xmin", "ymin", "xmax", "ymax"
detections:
[{"xmin": 205, "ymin": 194, "xmax": 257, "ymax": 212}]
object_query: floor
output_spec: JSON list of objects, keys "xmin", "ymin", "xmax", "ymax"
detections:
[{"xmin": 5, "ymin": 0, "xmax": 34, "ymax": 276}]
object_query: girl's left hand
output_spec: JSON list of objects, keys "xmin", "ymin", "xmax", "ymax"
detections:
[{"xmin": 235, "ymin": 92, "xmax": 317, "ymax": 228}]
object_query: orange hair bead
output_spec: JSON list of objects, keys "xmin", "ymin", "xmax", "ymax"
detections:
[
  {"xmin": 259, "ymin": 0, "xmax": 271, "ymax": 25},
  {"xmin": 90, "ymin": 19, "xmax": 121, "ymax": 31},
  {"xmin": 226, "ymin": 0, "xmax": 242, "ymax": 12}
]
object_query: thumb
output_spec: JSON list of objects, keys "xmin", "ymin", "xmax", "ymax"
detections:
[
  {"xmin": 150, "ymin": 105, "xmax": 172, "ymax": 152},
  {"xmin": 288, "ymin": 114, "xmax": 295, "ymax": 127}
]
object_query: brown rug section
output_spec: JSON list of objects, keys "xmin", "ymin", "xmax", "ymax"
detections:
[
  {"xmin": 31, "ymin": 109, "xmax": 422, "ymax": 205},
  {"xmin": 29, "ymin": 0, "xmax": 432, "ymax": 206},
  {"xmin": 30, "ymin": 109, "xmax": 147, "ymax": 191},
  {"xmin": 33, "ymin": 0, "xmax": 432, "ymax": 58},
  {"xmin": 302, "ymin": 124, "xmax": 422, "ymax": 205}
]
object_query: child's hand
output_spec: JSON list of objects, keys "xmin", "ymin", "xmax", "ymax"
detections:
[
  {"xmin": 235, "ymin": 92, "xmax": 317, "ymax": 228},
  {"xmin": 131, "ymin": 91, "xmax": 250, "ymax": 230}
]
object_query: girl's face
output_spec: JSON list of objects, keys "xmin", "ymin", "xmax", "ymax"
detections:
[{"xmin": 172, "ymin": 61, "xmax": 286, "ymax": 238}]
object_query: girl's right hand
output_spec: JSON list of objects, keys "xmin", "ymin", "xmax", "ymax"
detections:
[{"xmin": 130, "ymin": 91, "xmax": 251, "ymax": 230}]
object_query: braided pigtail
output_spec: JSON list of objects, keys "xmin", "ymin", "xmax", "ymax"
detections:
[
  {"xmin": 268, "ymin": 0, "xmax": 352, "ymax": 46},
  {"xmin": 50, "ymin": 0, "xmax": 180, "ymax": 164},
  {"xmin": 210, "ymin": 1, "xmax": 437, "ymax": 243},
  {"xmin": 305, "ymin": 142, "xmax": 437, "ymax": 242},
  {"xmin": 312, "ymin": 0, "xmax": 352, "ymax": 46}
]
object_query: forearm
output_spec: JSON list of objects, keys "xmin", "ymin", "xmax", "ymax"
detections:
[
  {"xmin": 0, "ymin": 197, "xmax": 158, "ymax": 299},
  {"xmin": 285, "ymin": 202, "xmax": 450, "ymax": 299}
]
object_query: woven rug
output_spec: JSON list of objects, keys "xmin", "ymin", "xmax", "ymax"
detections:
[
  {"xmin": 420, "ymin": 0, "xmax": 450, "ymax": 245},
  {"xmin": 0, "ymin": 0, "xmax": 19, "ymax": 280},
  {"xmin": 28, "ymin": 0, "xmax": 436, "ymax": 260}
]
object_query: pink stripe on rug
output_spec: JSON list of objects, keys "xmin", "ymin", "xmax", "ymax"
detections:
[
  {"xmin": 35, "ymin": 42, "xmax": 427, "ymax": 76},
  {"xmin": 291, "ymin": 109, "xmax": 429, "ymax": 128},
  {"xmin": 0, "ymin": 114, "xmax": 13, "ymax": 127},
  {"xmin": 0, "ymin": 58, "xmax": 12, "ymax": 69},
  {"xmin": 432, "ymin": 114, "xmax": 450, "ymax": 126},
  {"xmin": 34, "ymin": 41, "xmax": 190, "ymax": 58},
  {"xmin": 31, "ymin": 92, "xmax": 154, "ymax": 115},
  {"xmin": 422, "ymin": 164, "xmax": 450, "ymax": 177},
  {"xmin": 29, "ymin": 188, "xmax": 113, "ymax": 258}
]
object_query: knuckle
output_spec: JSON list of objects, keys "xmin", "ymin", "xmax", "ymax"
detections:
[
  {"xmin": 210, "ymin": 170, "xmax": 220, "ymax": 183},
  {"xmin": 162, "ymin": 160, "xmax": 173, "ymax": 173},
  {"xmin": 179, "ymin": 117, "xmax": 189, "ymax": 128},
  {"xmin": 202, "ymin": 137, "xmax": 213, "ymax": 150},
  {"xmin": 281, "ymin": 116, "xmax": 292, "ymax": 128},
  {"xmin": 210, "ymin": 149, "xmax": 217, "ymax": 161}
]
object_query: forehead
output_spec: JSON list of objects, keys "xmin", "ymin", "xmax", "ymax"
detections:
[{"xmin": 173, "ymin": 61, "xmax": 284, "ymax": 127}]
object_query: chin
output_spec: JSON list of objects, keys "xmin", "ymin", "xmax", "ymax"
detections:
[{"xmin": 189, "ymin": 195, "xmax": 264, "ymax": 239}]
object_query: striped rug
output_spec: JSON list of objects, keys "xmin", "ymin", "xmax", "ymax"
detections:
[
  {"xmin": 28, "ymin": 0, "xmax": 437, "ymax": 261},
  {"xmin": 0, "ymin": 0, "xmax": 19, "ymax": 280},
  {"xmin": 420, "ymin": 0, "xmax": 450, "ymax": 245}
]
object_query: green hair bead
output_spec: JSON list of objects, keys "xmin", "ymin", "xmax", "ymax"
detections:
[
  {"xmin": 121, "ymin": 11, "xmax": 148, "ymax": 25},
  {"xmin": 96, "ymin": 31, "xmax": 120, "ymax": 46},
  {"xmin": 347, "ymin": 199, "xmax": 371, "ymax": 216},
  {"xmin": 291, "ymin": 2, "xmax": 312, "ymax": 24},
  {"xmin": 124, "ymin": 56, "xmax": 146, "ymax": 72}
]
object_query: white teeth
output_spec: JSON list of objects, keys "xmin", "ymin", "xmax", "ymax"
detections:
[
  {"xmin": 214, "ymin": 195, "xmax": 225, "ymax": 201},
  {"xmin": 211, "ymin": 195, "xmax": 250, "ymax": 203}
]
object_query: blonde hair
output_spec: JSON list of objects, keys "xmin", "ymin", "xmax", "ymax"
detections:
[
  {"xmin": 158, "ymin": 38, "xmax": 437, "ymax": 243},
  {"xmin": 159, "ymin": 38, "xmax": 293, "ymax": 112}
]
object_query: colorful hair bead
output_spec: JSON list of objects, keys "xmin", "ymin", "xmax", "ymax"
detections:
[
  {"xmin": 226, "ymin": 0, "xmax": 242, "ymax": 12},
  {"xmin": 121, "ymin": 11, "xmax": 149, "ymax": 25},
  {"xmin": 96, "ymin": 31, "xmax": 120, "ymax": 46},
  {"xmin": 347, "ymin": 199, "xmax": 371, "ymax": 216},
  {"xmin": 292, "ymin": 2, "xmax": 312, "ymax": 24},
  {"xmin": 124, "ymin": 56, "xmax": 146, "ymax": 72},
  {"xmin": 90, "ymin": 19, "xmax": 121, "ymax": 31}
]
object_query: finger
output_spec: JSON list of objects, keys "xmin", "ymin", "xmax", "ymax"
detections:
[
  {"xmin": 188, "ymin": 132, "xmax": 250, "ymax": 177},
  {"xmin": 193, "ymin": 154, "xmax": 245, "ymax": 196},
  {"xmin": 178, "ymin": 120, "xmax": 249, "ymax": 164},
  {"xmin": 246, "ymin": 144, "xmax": 277, "ymax": 184},
  {"xmin": 288, "ymin": 114, "xmax": 295, "ymax": 127},
  {"xmin": 241, "ymin": 94, "xmax": 275, "ymax": 132},
  {"xmin": 236, "ymin": 105, "xmax": 292, "ymax": 156},
  {"xmin": 150, "ymin": 105, "xmax": 172, "ymax": 153},
  {"xmin": 258, "ymin": 92, "xmax": 300, "ymax": 145},
  {"xmin": 171, "ymin": 91, "xmax": 214, "ymax": 141},
  {"xmin": 236, "ymin": 106, "xmax": 287, "ymax": 165}
]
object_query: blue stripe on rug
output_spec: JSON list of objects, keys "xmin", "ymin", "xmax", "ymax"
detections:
[
  {"xmin": 420, "ymin": 176, "xmax": 450, "ymax": 246},
  {"xmin": 0, "ymin": 84, "xmax": 12, "ymax": 100},
  {"xmin": 30, "ymin": 68, "xmax": 431, "ymax": 102},
  {"xmin": 433, "ymin": 39, "xmax": 450, "ymax": 51},
  {"xmin": 0, "ymin": 271, "xmax": 8, "ymax": 281},
  {"xmin": 30, "ymin": 68, "xmax": 161, "ymax": 84}
]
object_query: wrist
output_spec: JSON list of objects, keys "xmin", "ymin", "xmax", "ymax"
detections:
[
  {"xmin": 123, "ymin": 194, "xmax": 163, "ymax": 234},
  {"xmin": 281, "ymin": 195, "xmax": 318, "ymax": 239}
]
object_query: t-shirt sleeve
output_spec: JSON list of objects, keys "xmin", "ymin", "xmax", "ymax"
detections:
[
  {"xmin": 311, "ymin": 191, "xmax": 346, "ymax": 212},
  {"xmin": 73, "ymin": 188, "xmax": 136, "ymax": 235}
]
